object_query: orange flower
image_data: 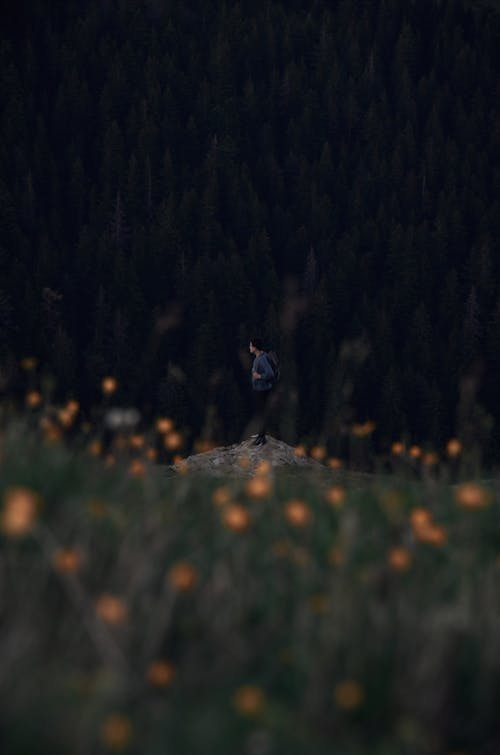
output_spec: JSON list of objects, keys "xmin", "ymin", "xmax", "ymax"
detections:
[
  {"xmin": 101, "ymin": 376, "xmax": 118, "ymax": 395},
  {"xmin": 245, "ymin": 475, "xmax": 272, "ymax": 499},
  {"xmin": 57, "ymin": 408, "xmax": 74, "ymax": 427},
  {"xmin": 100, "ymin": 714, "xmax": 133, "ymax": 751},
  {"xmin": 233, "ymin": 685, "xmax": 266, "ymax": 716},
  {"xmin": 327, "ymin": 457, "xmax": 343, "ymax": 469},
  {"xmin": 325, "ymin": 485, "xmax": 346, "ymax": 509},
  {"xmin": 410, "ymin": 507, "xmax": 432, "ymax": 534},
  {"xmin": 1, "ymin": 487, "xmax": 40, "ymax": 537},
  {"xmin": 391, "ymin": 441, "xmax": 404, "ymax": 456},
  {"xmin": 328, "ymin": 547, "xmax": 345, "ymax": 566},
  {"xmin": 128, "ymin": 459, "xmax": 145, "ymax": 478},
  {"xmin": 88, "ymin": 440, "xmax": 102, "ymax": 456},
  {"xmin": 167, "ymin": 562, "xmax": 198, "ymax": 592},
  {"xmin": 310, "ymin": 445, "xmax": 327, "ymax": 461},
  {"xmin": 147, "ymin": 660, "xmax": 176, "ymax": 688},
  {"xmin": 146, "ymin": 447, "xmax": 158, "ymax": 461},
  {"xmin": 156, "ymin": 417, "xmax": 174, "ymax": 434},
  {"xmin": 164, "ymin": 431, "xmax": 183, "ymax": 451},
  {"xmin": 334, "ymin": 680, "xmax": 365, "ymax": 710},
  {"xmin": 20, "ymin": 356, "xmax": 38, "ymax": 371},
  {"xmin": 419, "ymin": 524, "xmax": 447, "ymax": 547},
  {"xmin": 254, "ymin": 459, "xmax": 271, "ymax": 476},
  {"xmin": 52, "ymin": 548, "xmax": 83, "ymax": 574},
  {"xmin": 423, "ymin": 451, "xmax": 439, "ymax": 466},
  {"xmin": 454, "ymin": 482, "xmax": 492, "ymax": 510},
  {"xmin": 409, "ymin": 445, "xmax": 422, "ymax": 459},
  {"xmin": 95, "ymin": 594, "xmax": 128, "ymax": 626},
  {"xmin": 294, "ymin": 444, "xmax": 307, "ymax": 458},
  {"xmin": 387, "ymin": 546, "xmax": 412, "ymax": 572},
  {"xmin": 284, "ymin": 499, "xmax": 312, "ymax": 527},
  {"xmin": 25, "ymin": 390, "xmax": 42, "ymax": 408},
  {"xmin": 66, "ymin": 399, "xmax": 79, "ymax": 415},
  {"xmin": 129, "ymin": 434, "xmax": 145, "ymax": 449},
  {"xmin": 222, "ymin": 504, "xmax": 251, "ymax": 532},
  {"xmin": 446, "ymin": 438, "xmax": 462, "ymax": 458},
  {"xmin": 212, "ymin": 485, "xmax": 232, "ymax": 507}
]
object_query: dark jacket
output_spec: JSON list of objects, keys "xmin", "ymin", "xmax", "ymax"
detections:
[{"xmin": 252, "ymin": 353, "xmax": 274, "ymax": 391}]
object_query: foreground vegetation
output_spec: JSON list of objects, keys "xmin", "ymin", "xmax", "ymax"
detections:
[{"xmin": 1, "ymin": 405, "xmax": 500, "ymax": 755}]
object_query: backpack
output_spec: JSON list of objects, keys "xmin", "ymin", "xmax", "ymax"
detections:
[{"xmin": 265, "ymin": 350, "xmax": 281, "ymax": 385}]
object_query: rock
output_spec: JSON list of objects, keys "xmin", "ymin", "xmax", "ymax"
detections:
[{"xmin": 169, "ymin": 435, "xmax": 325, "ymax": 478}]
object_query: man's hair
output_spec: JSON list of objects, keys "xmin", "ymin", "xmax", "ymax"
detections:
[{"xmin": 250, "ymin": 338, "xmax": 264, "ymax": 350}]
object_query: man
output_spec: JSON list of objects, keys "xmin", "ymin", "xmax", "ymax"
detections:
[{"xmin": 249, "ymin": 338, "xmax": 274, "ymax": 446}]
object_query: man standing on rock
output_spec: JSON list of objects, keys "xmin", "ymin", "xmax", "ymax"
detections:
[{"xmin": 249, "ymin": 338, "xmax": 275, "ymax": 446}]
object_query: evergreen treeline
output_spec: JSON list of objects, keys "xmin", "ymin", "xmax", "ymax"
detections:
[{"xmin": 1, "ymin": 0, "xmax": 499, "ymax": 457}]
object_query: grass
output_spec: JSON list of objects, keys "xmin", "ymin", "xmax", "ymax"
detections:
[{"xmin": 1, "ymin": 411, "xmax": 500, "ymax": 755}]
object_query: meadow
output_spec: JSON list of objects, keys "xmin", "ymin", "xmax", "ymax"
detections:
[{"xmin": 1, "ymin": 389, "xmax": 500, "ymax": 755}]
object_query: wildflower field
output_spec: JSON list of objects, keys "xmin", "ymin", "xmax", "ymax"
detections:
[{"xmin": 1, "ymin": 404, "xmax": 500, "ymax": 755}]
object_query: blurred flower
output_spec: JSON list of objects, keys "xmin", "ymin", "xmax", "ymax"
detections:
[
  {"xmin": 100, "ymin": 714, "xmax": 133, "ymax": 751},
  {"xmin": 146, "ymin": 447, "xmax": 158, "ymax": 461},
  {"xmin": 233, "ymin": 685, "xmax": 266, "ymax": 716},
  {"xmin": 95, "ymin": 594, "xmax": 128, "ymax": 626},
  {"xmin": 272, "ymin": 539, "xmax": 291, "ymax": 557},
  {"xmin": 66, "ymin": 399, "xmax": 79, "ymax": 415},
  {"xmin": 222, "ymin": 504, "xmax": 251, "ymax": 532},
  {"xmin": 310, "ymin": 445, "xmax": 327, "ymax": 461},
  {"xmin": 422, "ymin": 451, "xmax": 439, "ymax": 466},
  {"xmin": 212, "ymin": 485, "xmax": 232, "ymax": 507},
  {"xmin": 52, "ymin": 547, "xmax": 84, "ymax": 575},
  {"xmin": 167, "ymin": 562, "xmax": 198, "ymax": 592},
  {"xmin": 410, "ymin": 507, "xmax": 432, "ymax": 534},
  {"xmin": 20, "ymin": 356, "xmax": 38, "ymax": 371},
  {"xmin": 88, "ymin": 440, "xmax": 102, "ymax": 457},
  {"xmin": 104, "ymin": 408, "xmax": 140, "ymax": 430},
  {"xmin": 57, "ymin": 408, "xmax": 75, "ymax": 428},
  {"xmin": 101, "ymin": 376, "xmax": 118, "ymax": 396},
  {"xmin": 410, "ymin": 509, "xmax": 447, "ymax": 546},
  {"xmin": 147, "ymin": 660, "xmax": 176, "ymax": 688},
  {"xmin": 391, "ymin": 441, "xmax": 404, "ymax": 456},
  {"xmin": 128, "ymin": 459, "xmax": 145, "ymax": 478},
  {"xmin": 87, "ymin": 499, "xmax": 107, "ymax": 518},
  {"xmin": 328, "ymin": 547, "xmax": 344, "ymax": 566},
  {"xmin": 1, "ymin": 486, "xmax": 40, "ymax": 537},
  {"xmin": 294, "ymin": 444, "xmax": 307, "ymax": 458},
  {"xmin": 164, "ymin": 431, "xmax": 183, "ymax": 451},
  {"xmin": 388, "ymin": 546, "xmax": 412, "ymax": 572},
  {"xmin": 173, "ymin": 454, "xmax": 185, "ymax": 465},
  {"xmin": 156, "ymin": 417, "xmax": 174, "ymax": 434},
  {"xmin": 254, "ymin": 459, "xmax": 271, "ymax": 475},
  {"xmin": 104, "ymin": 453, "xmax": 115, "ymax": 468},
  {"xmin": 245, "ymin": 475, "xmax": 272, "ymax": 499},
  {"xmin": 327, "ymin": 457, "xmax": 343, "ymax": 469},
  {"xmin": 446, "ymin": 438, "xmax": 462, "ymax": 458},
  {"xmin": 334, "ymin": 680, "xmax": 365, "ymax": 710},
  {"xmin": 351, "ymin": 421, "xmax": 375, "ymax": 438},
  {"xmin": 309, "ymin": 593, "xmax": 330, "ymax": 614},
  {"xmin": 25, "ymin": 390, "xmax": 42, "ymax": 408},
  {"xmin": 408, "ymin": 445, "xmax": 422, "ymax": 459},
  {"xmin": 454, "ymin": 482, "xmax": 492, "ymax": 510},
  {"xmin": 129, "ymin": 434, "xmax": 145, "ymax": 449},
  {"xmin": 325, "ymin": 485, "xmax": 346, "ymax": 509},
  {"xmin": 43, "ymin": 422, "xmax": 63, "ymax": 444},
  {"xmin": 284, "ymin": 499, "xmax": 312, "ymax": 527}
]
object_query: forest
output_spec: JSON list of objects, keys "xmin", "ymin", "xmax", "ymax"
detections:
[{"xmin": 1, "ymin": 0, "xmax": 499, "ymax": 461}]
